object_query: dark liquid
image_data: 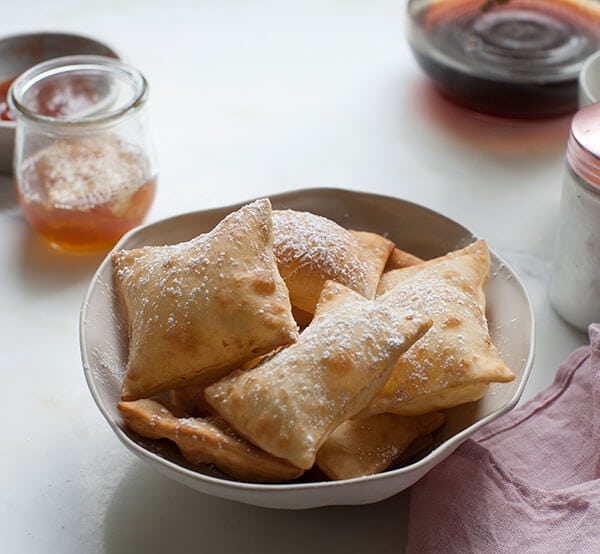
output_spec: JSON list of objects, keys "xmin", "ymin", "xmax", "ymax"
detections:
[{"xmin": 408, "ymin": 0, "xmax": 600, "ymax": 118}]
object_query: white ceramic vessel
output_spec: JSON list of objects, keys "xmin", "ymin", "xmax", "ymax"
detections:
[{"xmin": 80, "ymin": 188, "xmax": 535, "ymax": 510}]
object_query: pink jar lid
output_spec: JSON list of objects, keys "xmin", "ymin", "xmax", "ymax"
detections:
[{"xmin": 568, "ymin": 102, "xmax": 600, "ymax": 188}]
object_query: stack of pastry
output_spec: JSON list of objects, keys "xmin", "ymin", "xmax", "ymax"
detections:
[{"xmin": 114, "ymin": 198, "xmax": 514, "ymax": 482}]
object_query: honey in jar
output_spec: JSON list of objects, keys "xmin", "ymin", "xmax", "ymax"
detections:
[
  {"xmin": 17, "ymin": 136, "xmax": 156, "ymax": 251},
  {"xmin": 9, "ymin": 55, "xmax": 158, "ymax": 251}
]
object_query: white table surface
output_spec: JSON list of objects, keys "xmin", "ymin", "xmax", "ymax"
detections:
[{"xmin": 0, "ymin": 1, "xmax": 590, "ymax": 552}]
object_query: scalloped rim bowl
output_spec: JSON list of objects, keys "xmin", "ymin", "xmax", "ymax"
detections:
[{"xmin": 80, "ymin": 188, "xmax": 535, "ymax": 509}]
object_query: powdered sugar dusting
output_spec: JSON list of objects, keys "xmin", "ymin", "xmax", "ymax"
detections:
[
  {"xmin": 116, "ymin": 200, "xmax": 277, "ymax": 336},
  {"xmin": 372, "ymin": 247, "xmax": 507, "ymax": 408},
  {"xmin": 113, "ymin": 198, "xmax": 298, "ymax": 397},
  {"xmin": 206, "ymin": 284, "xmax": 428, "ymax": 468},
  {"xmin": 272, "ymin": 210, "xmax": 371, "ymax": 293}
]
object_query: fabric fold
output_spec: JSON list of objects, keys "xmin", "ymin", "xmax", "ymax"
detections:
[{"xmin": 407, "ymin": 324, "xmax": 600, "ymax": 553}]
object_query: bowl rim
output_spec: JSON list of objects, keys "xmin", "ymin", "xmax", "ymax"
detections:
[{"xmin": 80, "ymin": 187, "xmax": 536, "ymax": 494}]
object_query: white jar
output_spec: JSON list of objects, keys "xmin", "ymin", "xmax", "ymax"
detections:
[{"xmin": 549, "ymin": 102, "xmax": 600, "ymax": 331}]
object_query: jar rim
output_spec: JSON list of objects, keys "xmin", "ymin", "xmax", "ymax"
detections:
[
  {"xmin": 7, "ymin": 54, "xmax": 148, "ymax": 126},
  {"xmin": 567, "ymin": 102, "xmax": 600, "ymax": 189}
]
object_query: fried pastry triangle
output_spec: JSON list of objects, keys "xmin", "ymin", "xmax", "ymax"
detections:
[
  {"xmin": 315, "ymin": 411, "xmax": 445, "ymax": 480},
  {"xmin": 118, "ymin": 399, "xmax": 303, "ymax": 482},
  {"xmin": 272, "ymin": 210, "xmax": 393, "ymax": 314},
  {"xmin": 204, "ymin": 280, "xmax": 432, "ymax": 470},
  {"xmin": 113, "ymin": 199, "xmax": 298, "ymax": 400},
  {"xmin": 362, "ymin": 240, "xmax": 514, "ymax": 417}
]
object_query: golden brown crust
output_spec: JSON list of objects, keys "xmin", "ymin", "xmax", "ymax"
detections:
[
  {"xmin": 379, "ymin": 383, "xmax": 489, "ymax": 416},
  {"xmin": 113, "ymin": 200, "xmax": 516, "ymax": 483},
  {"xmin": 118, "ymin": 399, "xmax": 304, "ymax": 483},
  {"xmin": 113, "ymin": 199, "xmax": 299, "ymax": 401},
  {"xmin": 350, "ymin": 229, "xmax": 396, "ymax": 284},
  {"xmin": 204, "ymin": 280, "xmax": 432, "ymax": 470},
  {"xmin": 168, "ymin": 384, "xmax": 214, "ymax": 417},
  {"xmin": 362, "ymin": 240, "xmax": 514, "ymax": 417},
  {"xmin": 272, "ymin": 210, "xmax": 393, "ymax": 314},
  {"xmin": 291, "ymin": 305, "xmax": 314, "ymax": 330},
  {"xmin": 384, "ymin": 247, "xmax": 424, "ymax": 271},
  {"xmin": 316, "ymin": 412, "xmax": 445, "ymax": 480}
]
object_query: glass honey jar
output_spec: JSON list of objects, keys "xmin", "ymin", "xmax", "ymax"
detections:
[{"xmin": 9, "ymin": 55, "xmax": 158, "ymax": 251}]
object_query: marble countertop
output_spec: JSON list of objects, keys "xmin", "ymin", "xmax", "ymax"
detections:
[{"xmin": 0, "ymin": 1, "xmax": 589, "ymax": 552}]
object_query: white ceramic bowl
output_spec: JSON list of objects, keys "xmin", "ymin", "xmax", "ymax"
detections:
[
  {"xmin": 579, "ymin": 49, "xmax": 600, "ymax": 108},
  {"xmin": 80, "ymin": 188, "xmax": 535, "ymax": 509},
  {"xmin": 0, "ymin": 32, "xmax": 119, "ymax": 173}
]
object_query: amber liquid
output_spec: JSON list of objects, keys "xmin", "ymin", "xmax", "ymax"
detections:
[
  {"xmin": 16, "ymin": 136, "xmax": 157, "ymax": 251},
  {"xmin": 409, "ymin": 0, "xmax": 600, "ymax": 118},
  {"xmin": 17, "ymin": 178, "xmax": 156, "ymax": 251}
]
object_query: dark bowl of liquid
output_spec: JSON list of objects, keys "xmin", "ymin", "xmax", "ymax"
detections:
[
  {"xmin": 0, "ymin": 32, "xmax": 119, "ymax": 173},
  {"xmin": 406, "ymin": 0, "xmax": 600, "ymax": 119}
]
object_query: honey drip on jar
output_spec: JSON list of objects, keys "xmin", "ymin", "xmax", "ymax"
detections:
[{"xmin": 16, "ymin": 135, "xmax": 157, "ymax": 251}]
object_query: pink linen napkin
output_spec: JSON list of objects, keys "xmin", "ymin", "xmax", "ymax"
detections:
[{"xmin": 407, "ymin": 323, "xmax": 600, "ymax": 553}]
